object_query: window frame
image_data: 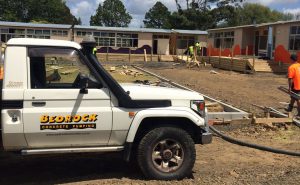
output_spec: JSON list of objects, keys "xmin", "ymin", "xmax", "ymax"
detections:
[
  {"xmin": 213, "ymin": 31, "xmax": 235, "ymax": 49},
  {"xmin": 176, "ymin": 35, "xmax": 196, "ymax": 49},
  {"xmin": 92, "ymin": 32, "xmax": 139, "ymax": 48},
  {"xmin": 27, "ymin": 46, "xmax": 103, "ymax": 90},
  {"xmin": 289, "ymin": 26, "xmax": 300, "ymax": 51}
]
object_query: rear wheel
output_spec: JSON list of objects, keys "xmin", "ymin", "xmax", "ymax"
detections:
[{"xmin": 137, "ymin": 127, "xmax": 196, "ymax": 180}]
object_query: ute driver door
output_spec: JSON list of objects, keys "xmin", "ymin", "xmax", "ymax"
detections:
[{"xmin": 23, "ymin": 47, "xmax": 112, "ymax": 148}]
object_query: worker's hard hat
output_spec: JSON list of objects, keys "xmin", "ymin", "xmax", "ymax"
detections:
[{"xmin": 291, "ymin": 54, "xmax": 298, "ymax": 62}]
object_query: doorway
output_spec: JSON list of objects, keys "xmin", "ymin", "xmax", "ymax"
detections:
[{"xmin": 153, "ymin": 40, "xmax": 158, "ymax": 54}]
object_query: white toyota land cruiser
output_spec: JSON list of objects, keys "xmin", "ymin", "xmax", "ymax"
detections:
[{"xmin": 0, "ymin": 37, "xmax": 212, "ymax": 180}]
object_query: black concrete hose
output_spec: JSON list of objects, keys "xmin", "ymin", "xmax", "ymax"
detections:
[{"xmin": 209, "ymin": 126, "xmax": 300, "ymax": 157}]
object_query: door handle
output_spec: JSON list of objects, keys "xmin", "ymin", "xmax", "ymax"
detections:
[{"xmin": 32, "ymin": 102, "xmax": 46, "ymax": 107}]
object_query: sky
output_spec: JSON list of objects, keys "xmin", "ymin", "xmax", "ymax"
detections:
[{"xmin": 65, "ymin": 0, "xmax": 300, "ymax": 27}]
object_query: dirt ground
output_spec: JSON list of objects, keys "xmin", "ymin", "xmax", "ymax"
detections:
[
  {"xmin": 0, "ymin": 62, "xmax": 300, "ymax": 185},
  {"xmin": 143, "ymin": 63, "xmax": 290, "ymax": 115}
]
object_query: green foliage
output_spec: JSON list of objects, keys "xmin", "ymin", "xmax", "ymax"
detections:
[
  {"xmin": 168, "ymin": 9, "xmax": 216, "ymax": 30},
  {"xmin": 166, "ymin": 1, "xmax": 293, "ymax": 29},
  {"xmin": 0, "ymin": 0, "xmax": 79, "ymax": 24},
  {"xmin": 143, "ymin": 2, "xmax": 171, "ymax": 29},
  {"xmin": 160, "ymin": 0, "xmax": 243, "ymax": 29},
  {"xmin": 231, "ymin": 3, "xmax": 291, "ymax": 26},
  {"xmin": 90, "ymin": 0, "xmax": 132, "ymax": 27},
  {"xmin": 90, "ymin": 4, "xmax": 104, "ymax": 26},
  {"xmin": 77, "ymin": 17, "xmax": 82, "ymax": 25}
]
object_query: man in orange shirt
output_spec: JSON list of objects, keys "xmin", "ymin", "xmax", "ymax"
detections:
[{"xmin": 286, "ymin": 54, "xmax": 300, "ymax": 114}]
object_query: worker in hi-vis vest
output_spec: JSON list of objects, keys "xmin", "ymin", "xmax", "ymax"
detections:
[
  {"xmin": 93, "ymin": 47, "xmax": 97, "ymax": 56},
  {"xmin": 188, "ymin": 42, "xmax": 201, "ymax": 61},
  {"xmin": 188, "ymin": 45, "xmax": 194, "ymax": 58}
]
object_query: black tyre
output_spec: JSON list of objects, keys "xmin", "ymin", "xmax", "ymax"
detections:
[{"xmin": 137, "ymin": 127, "xmax": 196, "ymax": 180}]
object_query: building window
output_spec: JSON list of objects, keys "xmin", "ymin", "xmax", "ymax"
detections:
[
  {"xmin": 77, "ymin": 31, "xmax": 92, "ymax": 37},
  {"xmin": 0, "ymin": 28, "xmax": 26, "ymax": 42},
  {"xmin": 289, "ymin": 26, "xmax": 300, "ymax": 50},
  {"xmin": 176, "ymin": 36, "xmax": 195, "ymax": 49},
  {"xmin": 259, "ymin": 36, "xmax": 268, "ymax": 50},
  {"xmin": 27, "ymin": 29, "xmax": 34, "ymax": 34},
  {"xmin": 92, "ymin": 32, "xmax": 138, "ymax": 47},
  {"xmin": 52, "ymin": 30, "xmax": 68, "ymax": 37},
  {"xmin": 0, "ymin": 28, "xmax": 9, "ymax": 33},
  {"xmin": 213, "ymin": 31, "xmax": 234, "ymax": 49},
  {"xmin": 116, "ymin": 33, "xmax": 138, "ymax": 47},
  {"xmin": 215, "ymin": 38, "xmax": 222, "ymax": 48},
  {"xmin": 153, "ymin": 35, "xmax": 170, "ymax": 39},
  {"xmin": 9, "ymin": 28, "xmax": 25, "ymax": 34},
  {"xmin": 25, "ymin": 29, "xmax": 51, "ymax": 39},
  {"xmin": 94, "ymin": 32, "xmax": 116, "ymax": 47}
]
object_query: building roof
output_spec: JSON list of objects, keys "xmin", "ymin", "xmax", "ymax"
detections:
[
  {"xmin": 7, "ymin": 38, "xmax": 81, "ymax": 49},
  {"xmin": 172, "ymin": 29, "xmax": 207, "ymax": 35},
  {"xmin": 0, "ymin": 21, "xmax": 207, "ymax": 35},
  {"xmin": 75, "ymin": 25, "xmax": 171, "ymax": 33},
  {"xmin": 75, "ymin": 25, "xmax": 207, "ymax": 35},
  {"xmin": 0, "ymin": 21, "xmax": 71, "ymax": 29},
  {"xmin": 208, "ymin": 20, "xmax": 300, "ymax": 32}
]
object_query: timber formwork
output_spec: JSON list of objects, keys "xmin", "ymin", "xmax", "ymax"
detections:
[
  {"xmin": 97, "ymin": 53, "xmax": 177, "ymax": 63},
  {"xmin": 209, "ymin": 56, "xmax": 253, "ymax": 73},
  {"xmin": 209, "ymin": 56, "xmax": 291, "ymax": 73}
]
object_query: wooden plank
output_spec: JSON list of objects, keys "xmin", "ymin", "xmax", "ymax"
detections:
[{"xmin": 255, "ymin": 118, "xmax": 293, "ymax": 124}]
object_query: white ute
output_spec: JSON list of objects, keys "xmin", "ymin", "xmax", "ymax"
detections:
[{"xmin": 0, "ymin": 37, "xmax": 212, "ymax": 180}]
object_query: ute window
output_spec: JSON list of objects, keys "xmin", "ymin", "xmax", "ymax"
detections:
[{"xmin": 28, "ymin": 47, "xmax": 102, "ymax": 89}]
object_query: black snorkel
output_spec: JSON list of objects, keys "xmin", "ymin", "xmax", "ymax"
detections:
[{"xmin": 80, "ymin": 36, "xmax": 171, "ymax": 108}]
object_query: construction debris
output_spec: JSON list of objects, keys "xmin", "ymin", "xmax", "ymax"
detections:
[
  {"xmin": 110, "ymin": 66, "xmax": 116, "ymax": 72},
  {"xmin": 61, "ymin": 69, "xmax": 78, "ymax": 75},
  {"xmin": 206, "ymin": 101, "xmax": 224, "ymax": 112},
  {"xmin": 210, "ymin": 70, "xmax": 219, "ymax": 74},
  {"xmin": 251, "ymin": 104, "xmax": 294, "ymax": 129},
  {"xmin": 123, "ymin": 69, "xmax": 144, "ymax": 77}
]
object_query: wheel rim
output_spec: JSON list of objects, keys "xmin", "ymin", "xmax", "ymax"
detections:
[{"xmin": 151, "ymin": 139, "xmax": 184, "ymax": 173}]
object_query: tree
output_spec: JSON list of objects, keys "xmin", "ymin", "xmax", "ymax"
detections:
[
  {"xmin": 231, "ymin": 3, "xmax": 292, "ymax": 26},
  {"xmin": 77, "ymin": 17, "xmax": 82, "ymax": 25},
  {"xmin": 0, "ymin": 0, "xmax": 28, "ymax": 22},
  {"xmin": 90, "ymin": 0, "xmax": 132, "ymax": 27},
  {"xmin": 284, "ymin": 12, "xmax": 300, "ymax": 21},
  {"xmin": 168, "ymin": 1, "xmax": 293, "ymax": 29},
  {"xmin": 0, "ymin": 0, "xmax": 78, "ymax": 24},
  {"xmin": 90, "ymin": 4, "xmax": 104, "ymax": 26},
  {"xmin": 167, "ymin": 0, "xmax": 244, "ymax": 29},
  {"xmin": 143, "ymin": 2, "xmax": 171, "ymax": 29},
  {"xmin": 174, "ymin": 0, "xmax": 242, "ymax": 11}
]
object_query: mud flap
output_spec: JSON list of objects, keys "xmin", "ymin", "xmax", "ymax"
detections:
[{"xmin": 200, "ymin": 132, "xmax": 212, "ymax": 145}]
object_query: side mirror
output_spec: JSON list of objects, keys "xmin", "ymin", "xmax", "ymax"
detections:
[{"xmin": 79, "ymin": 75, "xmax": 89, "ymax": 94}]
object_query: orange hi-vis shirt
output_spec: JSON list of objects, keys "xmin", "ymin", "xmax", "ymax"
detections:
[
  {"xmin": 0, "ymin": 66, "xmax": 3, "ymax": 80},
  {"xmin": 288, "ymin": 62, "xmax": 300, "ymax": 90}
]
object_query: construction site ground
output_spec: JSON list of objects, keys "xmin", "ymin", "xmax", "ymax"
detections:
[{"xmin": 0, "ymin": 62, "xmax": 300, "ymax": 185}]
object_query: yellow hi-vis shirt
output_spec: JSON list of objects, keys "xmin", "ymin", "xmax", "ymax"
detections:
[
  {"xmin": 93, "ymin": 48, "xmax": 97, "ymax": 54},
  {"xmin": 189, "ymin": 46, "xmax": 194, "ymax": 54}
]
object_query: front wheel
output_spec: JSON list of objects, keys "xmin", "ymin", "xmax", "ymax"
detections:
[{"xmin": 137, "ymin": 127, "xmax": 196, "ymax": 180}]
